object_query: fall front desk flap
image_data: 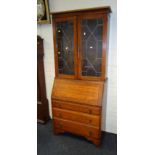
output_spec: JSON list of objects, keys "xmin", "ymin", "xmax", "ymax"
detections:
[{"xmin": 52, "ymin": 79, "xmax": 104, "ymax": 106}]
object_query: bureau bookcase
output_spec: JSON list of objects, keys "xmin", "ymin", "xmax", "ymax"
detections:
[{"xmin": 51, "ymin": 7, "xmax": 111, "ymax": 146}]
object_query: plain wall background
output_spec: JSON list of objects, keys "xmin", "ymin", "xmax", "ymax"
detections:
[{"xmin": 37, "ymin": 0, "xmax": 117, "ymax": 134}]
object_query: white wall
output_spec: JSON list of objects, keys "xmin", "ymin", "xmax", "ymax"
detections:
[{"xmin": 37, "ymin": 0, "xmax": 117, "ymax": 134}]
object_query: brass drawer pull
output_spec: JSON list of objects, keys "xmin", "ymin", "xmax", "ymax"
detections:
[
  {"xmin": 89, "ymin": 119, "xmax": 92, "ymax": 123},
  {"xmin": 57, "ymin": 103, "xmax": 62, "ymax": 108},
  {"xmin": 58, "ymin": 123, "xmax": 62, "ymax": 128},
  {"xmin": 89, "ymin": 109, "xmax": 92, "ymax": 114},
  {"xmin": 89, "ymin": 131, "xmax": 93, "ymax": 137},
  {"xmin": 58, "ymin": 113, "xmax": 62, "ymax": 118}
]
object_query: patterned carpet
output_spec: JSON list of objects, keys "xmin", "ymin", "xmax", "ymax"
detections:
[{"xmin": 37, "ymin": 120, "xmax": 117, "ymax": 155}]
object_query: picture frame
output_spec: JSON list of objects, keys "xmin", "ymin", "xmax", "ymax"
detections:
[{"xmin": 37, "ymin": 0, "xmax": 50, "ymax": 24}]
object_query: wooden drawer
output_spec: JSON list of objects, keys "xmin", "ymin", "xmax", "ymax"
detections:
[
  {"xmin": 53, "ymin": 118, "xmax": 100, "ymax": 139},
  {"xmin": 53, "ymin": 107, "xmax": 100, "ymax": 127},
  {"xmin": 52, "ymin": 100, "xmax": 101, "ymax": 115}
]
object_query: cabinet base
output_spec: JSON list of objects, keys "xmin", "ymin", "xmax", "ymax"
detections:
[{"xmin": 53, "ymin": 127, "xmax": 101, "ymax": 147}]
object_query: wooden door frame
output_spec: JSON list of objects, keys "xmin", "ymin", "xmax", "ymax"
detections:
[
  {"xmin": 77, "ymin": 14, "xmax": 108, "ymax": 81},
  {"xmin": 52, "ymin": 16, "xmax": 78, "ymax": 79}
]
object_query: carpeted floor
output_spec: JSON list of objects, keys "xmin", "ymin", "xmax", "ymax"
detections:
[{"xmin": 37, "ymin": 120, "xmax": 117, "ymax": 155}]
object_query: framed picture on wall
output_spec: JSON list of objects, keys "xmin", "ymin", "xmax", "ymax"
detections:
[{"xmin": 37, "ymin": 0, "xmax": 50, "ymax": 24}]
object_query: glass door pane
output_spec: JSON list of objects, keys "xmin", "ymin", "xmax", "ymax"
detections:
[
  {"xmin": 55, "ymin": 20, "xmax": 75, "ymax": 75},
  {"xmin": 80, "ymin": 17, "xmax": 103, "ymax": 77}
]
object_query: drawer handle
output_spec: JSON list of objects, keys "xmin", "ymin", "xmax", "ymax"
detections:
[
  {"xmin": 89, "ymin": 119, "xmax": 92, "ymax": 123},
  {"xmin": 57, "ymin": 103, "xmax": 62, "ymax": 108},
  {"xmin": 89, "ymin": 131, "xmax": 93, "ymax": 137},
  {"xmin": 58, "ymin": 113, "xmax": 62, "ymax": 118},
  {"xmin": 89, "ymin": 109, "xmax": 92, "ymax": 114},
  {"xmin": 58, "ymin": 123, "xmax": 62, "ymax": 129}
]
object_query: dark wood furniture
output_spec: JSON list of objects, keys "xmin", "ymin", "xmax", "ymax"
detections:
[
  {"xmin": 51, "ymin": 7, "xmax": 111, "ymax": 146},
  {"xmin": 37, "ymin": 36, "xmax": 49, "ymax": 123}
]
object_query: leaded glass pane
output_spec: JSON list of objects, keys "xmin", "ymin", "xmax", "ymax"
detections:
[
  {"xmin": 56, "ymin": 21, "xmax": 74, "ymax": 75},
  {"xmin": 81, "ymin": 18, "xmax": 103, "ymax": 77}
]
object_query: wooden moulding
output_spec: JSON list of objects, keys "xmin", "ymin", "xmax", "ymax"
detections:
[{"xmin": 50, "ymin": 6, "xmax": 112, "ymax": 17}]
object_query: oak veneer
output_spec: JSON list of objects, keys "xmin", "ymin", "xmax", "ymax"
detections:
[
  {"xmin": 53, "ymin": 107, "xmax": 100, "ymax": 126},
  {"xmin": 52, "ymin": 100, "xmax": 101, "ymax": 115},
  {"xmin": 51, "ymin": 7, "xmax": 111, "ymax": 146},
  {"xmin": 52, "ymin": 79, "xmax": 104, "ymax": 106},
  {"xmin": 53, "ymin": 118, "xmax": 100, "ymax": 138},
  {"xmin": 52, "ymin": 78, "xmax": 104, "ymax": 146}
]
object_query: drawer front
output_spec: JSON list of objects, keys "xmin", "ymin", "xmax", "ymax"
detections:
[
  {"xmin": 52, "ymin": 100, "xmax": 101, "ymax": 115},
  {"xmin": 53, "ymin": 118, "xmax": 100, "ymax": 139},
  {"xmin": 53, "ymin": 108, "xmax": 100, "ymax": 127}
]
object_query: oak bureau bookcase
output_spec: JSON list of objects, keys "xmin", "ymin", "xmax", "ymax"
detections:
[{"xmin": 51, "ymin": 7, "xmax": 111, "ymax": 146}]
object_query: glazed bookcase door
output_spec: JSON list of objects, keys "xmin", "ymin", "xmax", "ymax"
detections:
[
  {"xmin": 78, "ymin": 15, "xmax": 107, "ymax": 80},
  {"xmin": 53, "ymin": 17, "xmax": 77, "ymax": 79}
]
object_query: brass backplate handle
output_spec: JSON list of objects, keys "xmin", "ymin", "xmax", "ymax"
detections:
[
  {"xmin": 89, "ymin": 109, "xmax": 92, "ymax": 114},
  {"xmin": 89, "ymin": 131, "xmax": 93, "ymax": 137}
]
